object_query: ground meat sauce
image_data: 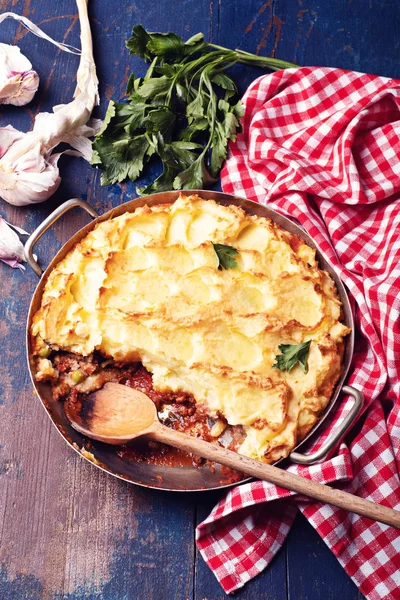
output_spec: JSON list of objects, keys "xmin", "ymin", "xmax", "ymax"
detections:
[{"xmin": 47, "ymin": 352, "xmax": 245, "ymax": 484}]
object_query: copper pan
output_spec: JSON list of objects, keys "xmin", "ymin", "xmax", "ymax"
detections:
[{"xmin": 25, "ymin": 191, "xmax": 363, "ymax": 492}]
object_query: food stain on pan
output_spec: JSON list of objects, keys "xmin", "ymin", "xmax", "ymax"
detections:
[{"xmin": 72, "ymin": 443, "xmax": 101, "ymax": 466}]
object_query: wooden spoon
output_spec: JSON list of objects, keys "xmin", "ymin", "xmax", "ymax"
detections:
[{"xmin": 65, "ymin": 382, "xmax": 400, "ymax": 529}]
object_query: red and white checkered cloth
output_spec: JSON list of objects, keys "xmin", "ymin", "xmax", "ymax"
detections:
[{"xmin": 196, "ymin": 67, "xmax": 400, "ymax": 598}]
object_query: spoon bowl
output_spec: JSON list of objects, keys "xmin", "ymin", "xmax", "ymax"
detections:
[{"xmin": 65, "ymin": 382, "xmax": 158, "ymax": 444}]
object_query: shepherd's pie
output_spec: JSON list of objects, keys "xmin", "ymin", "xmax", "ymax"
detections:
[{"xmin": 31, "ymin": 194, "xmax": 350, "ymax": 463}]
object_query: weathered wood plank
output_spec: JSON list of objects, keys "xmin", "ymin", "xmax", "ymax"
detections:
[{"xmin": 286, "ymin": 513, "xmax": 363, "ymax": 600}]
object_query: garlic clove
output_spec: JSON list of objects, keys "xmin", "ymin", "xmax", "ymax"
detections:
[
  {"xmin": 0, "ymin": 43, "xmax": 39, "ymax": 106},
  {"xmin": 0, "ymin": 215, "xmax": 26, "ymax": 269},
  {"xmin": 0, "ymin": 145, "xmax": 61, "ymax": 207},
  {"xmin": 0, "ymin": 70, "xmax": 40, "ymax": 106},
  {"xmin": 0, "ymin": 134, "xmax": 61, "ymax": 207}
]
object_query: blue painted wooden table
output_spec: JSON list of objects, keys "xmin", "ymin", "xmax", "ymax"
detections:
[{"xmin": 1, "ymin": 1, "xmax": 399, "ymax": 598}]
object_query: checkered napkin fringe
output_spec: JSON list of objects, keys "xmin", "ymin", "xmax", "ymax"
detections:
[{"xmin": 196, "ymin": 67, "xmax": 400, "ymax": 598}]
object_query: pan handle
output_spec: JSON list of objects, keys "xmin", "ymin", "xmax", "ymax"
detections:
[
  {"xmin": 25, "ymin": 198, "xmax": 99, "ymax": 277},
  {"xmin": 289, "ymin": 385, "xmax": 363, "ymax": 465}
]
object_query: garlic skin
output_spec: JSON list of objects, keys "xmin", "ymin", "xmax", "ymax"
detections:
[
  {"xmin": 0, "ymin": 43, "xmax": 39, "ymax": 106},
  {"xmin": 0, "ymin": 214, "xmax": 27, "ymax": 269},
  {"xmin": 0, "ymin": 0, "xmax": 99, "ymax": 207}
]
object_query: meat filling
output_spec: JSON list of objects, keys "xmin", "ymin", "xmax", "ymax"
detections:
[{"xmin": 35, "ymin": 350, "xmax": 245, "ymax": 482}]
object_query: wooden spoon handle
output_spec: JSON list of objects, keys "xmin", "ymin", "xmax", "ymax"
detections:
[{"xmin": 152, "ymin": 424, "xmax": 400, "ymax": 529}]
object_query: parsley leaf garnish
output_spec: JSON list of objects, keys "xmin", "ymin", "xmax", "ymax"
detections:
[
  {"xmin": 273, "ymin": 340, "xmax": 312, "ymax": 374},
  {"xmin": 92, "ymin": 26, "xmax": 297, "ymax": 193},
  {"xmin": 212, "ymin": 243, "xmax": 239, "ymax": 270}
]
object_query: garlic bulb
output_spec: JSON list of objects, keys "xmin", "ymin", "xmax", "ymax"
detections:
[
  {"xmin": 0, "ymin": 215, "xmax": 26, "ymax": 269},
  {"xmin": 0, "ymin": 43, "xmax": 39, "ymax": 106},
  {"xmin": 0, "ymin": 0, "xmax": 99, "ymax": 207}
]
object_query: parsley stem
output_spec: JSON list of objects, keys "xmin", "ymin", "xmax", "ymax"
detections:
[{"xmin": 207, "ymin": 43, "xmax": 298, "ymax": 70}]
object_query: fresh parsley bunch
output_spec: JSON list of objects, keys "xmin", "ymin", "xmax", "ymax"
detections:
[{"xmin": 92, "ymin": 25, "xmax": 296, "ymax": 194}]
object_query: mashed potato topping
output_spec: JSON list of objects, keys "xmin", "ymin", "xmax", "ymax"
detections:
[{"xmin": 32, "ymin": 195, "xmax": 350, "ymax": 462}]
